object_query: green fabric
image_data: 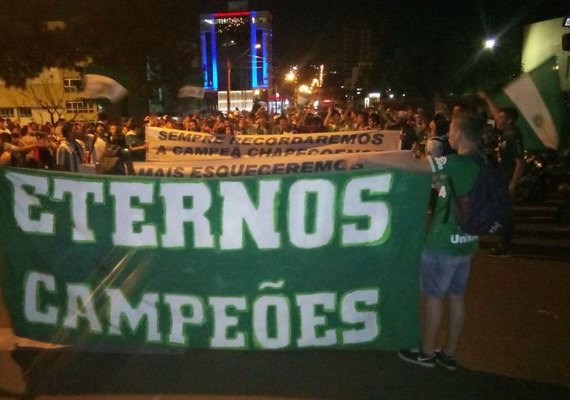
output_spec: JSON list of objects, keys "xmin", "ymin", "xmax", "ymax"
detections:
[
  {"xmin": 494, "ymin": 56, "xmax": 569, "ymax": 152},
  {"xmin": 425, "ymin": 155, "xmax": 480, "ymax": 255},
  {"xmin": 0, "ymin": 166, "xmax": 431, "ymax": 351}
]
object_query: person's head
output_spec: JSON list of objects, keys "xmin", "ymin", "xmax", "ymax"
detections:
[
  {"xmin": 108, "ymin": 122, "xmax": 120, "ymax": 137},
  {"xmin": 61, "ymin": 122, "xmax": 74, "ymax": 141},
  {"xmin": 36, "ymin": 131, "xmax": 50, "ymax": 146},
  {"xmin": 356, "ymin": 111, "xmax": 367, "ymax": 125},
  {"xmin": 451, "ymin": 104, "xmax": 463, "ymax": 118},
  {"xmin": 200, "ymin": 121, "xmax": 211, "ymax": 133},
  {"xmin": 368, "ymin": 114, "xmax": 380, "ymax": 128},
  {"xmin": 449, "ymin": 112, "xmax": 484, "ymax": 152},
  {"xmin": 429, "ymin": 113, "xmax": 450, "ymax": 138},
  {"xmin": 28, "ymin": 122, "xmax": 39, "ymax": 132},
  {"xmin": 95, "ymin": 122, "xmax": 105, "ymax": 137},
  {"xmin": 125, "ymin": 119, "xmax": 136, "ymax": 131},
  {"xmin": 148, "ymin": 113, "xmax": 159, "ymax": 126},
  {"xmin": 496, "ymin": 107, "xmax": 518, "ymax": 131},
  {"xmin": 278, "ymin": 116, "xmax": 288, "ymax": 130}
]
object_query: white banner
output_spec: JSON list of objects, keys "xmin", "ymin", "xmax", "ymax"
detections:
[
  {"xmin": 133, "ymin": 151, "xmax": 414, "ymax": 179},
  {"xmin": 145, "ymin": 127, "xmax": 402, "ymax": 162}
]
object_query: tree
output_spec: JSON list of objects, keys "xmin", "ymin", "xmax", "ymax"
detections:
[
  {"xmin": 0, "ymin": 0, "xmax": 200, "ymax": 118},
  {"xmin": 21, "ymin": 73, "xmax": 68, "ymax": 124}
]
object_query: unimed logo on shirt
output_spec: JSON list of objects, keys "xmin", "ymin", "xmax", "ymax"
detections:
[{"xmin": 434, "ymin": 156, "xmax": 448, "ymax": 171}]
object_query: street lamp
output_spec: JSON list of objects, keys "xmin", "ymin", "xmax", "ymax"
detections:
[
  {"xmin": 484, "ymin": 38, "xmax": 496, "ymax": 50},
  {"xmin": 284, "ymin": 67, "xmax": 298, "ymax": 108},
  {"xmin": 227, "ymin": 43, "xmax": 261, "ymax": 113}
]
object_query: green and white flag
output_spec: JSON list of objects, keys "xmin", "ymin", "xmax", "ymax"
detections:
[
  {"xmin": 177, "ymin": 85, "xmax": 204, "ymax": 99},
  {"xmin": 178, "ymin": 71, "xmax": 204, "ymax": 110},
  {"xmin": 495, "ymin": 56, "xmax": 568, "ymax": 151},
  {"xmin": 0, "ymin": 163, "xmax": 430, "ymax": 352},
  {"xmin": 83, "ymin": 64, "xmax": 130, "ymax": 104}
]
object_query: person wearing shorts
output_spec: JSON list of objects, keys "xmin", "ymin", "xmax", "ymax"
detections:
[{"xmin": 399, "ymin": 112, "xmax": 483, "ymax": 370}]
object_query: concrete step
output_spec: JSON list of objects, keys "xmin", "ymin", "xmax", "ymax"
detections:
[
  {"xmin": 515, "ymin": 205, "xmax": 562, "ymax": 218},
  {"xmin": 511, "ymin": 224, "xmax": 570, "ymax": 239},
  {"xmin": 479, "ymin": 237, "xmax": 570, "ymax": 262},
  {"xmin": 480, "ymin": 235, "xmax": 570, "ymax": 248},
  {"xmin": 514, "ymin": 200, "xmax": 570, "ymax": 225}
]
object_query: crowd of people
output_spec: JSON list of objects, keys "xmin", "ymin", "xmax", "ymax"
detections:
[
  {"xmin": 0, "ymin": 98, "xmax": 510, "ymax": 176},
  {"xmin": 0, "ymin": 116, "xmax": 147, "ymax": 172}
]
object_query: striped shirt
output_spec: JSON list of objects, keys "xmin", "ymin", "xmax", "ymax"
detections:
[{"xmin": 56, "ymin": 140, "xmax": 83, "ymax": 172}]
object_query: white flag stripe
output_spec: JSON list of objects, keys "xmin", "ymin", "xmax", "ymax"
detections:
[
  {"xmin": 83, "ymin": 74, "xmax": 128, "ymax": 103},
  {"xmin": 178, "ymin": 85, "xmax": 204, "ymax": 99},
  {"xmin": 503, "ymin": 73, "xmax": 559, "ymax": 149}
]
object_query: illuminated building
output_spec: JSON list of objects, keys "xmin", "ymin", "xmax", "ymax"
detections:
[
  {"xmin": 0, "ymin": 67, "xmax": 98, "ymax": 125},
  {"xmin": 522, "ymin": 16, "xmax": 570, "ymax": 91},
  {"xmin": 200, "ymin": 10, "xmax": 272, "ymax": 111}
]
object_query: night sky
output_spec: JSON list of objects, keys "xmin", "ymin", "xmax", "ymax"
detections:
[
  {"xmin": 202, "ymin": 0, "xmax": 569, "ymax": 68},
  {"xmin": 28, "ymin": 0, "xmax": 569, "ymax": 100}
]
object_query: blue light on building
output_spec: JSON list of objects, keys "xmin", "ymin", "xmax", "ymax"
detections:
[{"xmin": 200, "ymin": 10, "xmax": 272, "ymax": 92}]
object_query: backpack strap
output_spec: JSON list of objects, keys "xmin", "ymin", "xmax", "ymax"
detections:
[
  {"xmin": 444, "ymin": 177, "xmax": 456, "ymax": 224},
  {"xmin": 443, "ymin": 151, "xmax": 485, "ymax": 224}
]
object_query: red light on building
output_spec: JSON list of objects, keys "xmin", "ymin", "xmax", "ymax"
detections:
[{"xmin": 213, "ymin": 11, "xmax": 251, "ymax": 18}]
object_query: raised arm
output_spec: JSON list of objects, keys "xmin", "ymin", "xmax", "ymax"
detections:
[{"xmin": 477, "ymin": 90, "xmax": 501, "ymax": 121}]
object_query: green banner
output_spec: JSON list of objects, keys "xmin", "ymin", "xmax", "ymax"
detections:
[{"xmin": 0, "ymin": 165, "xmax": 430, "ymax": 351}]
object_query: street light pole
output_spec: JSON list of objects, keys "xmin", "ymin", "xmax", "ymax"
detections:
[{"xmin": 226, "ymin": 59, "xmax": 232, "ymax": 113}]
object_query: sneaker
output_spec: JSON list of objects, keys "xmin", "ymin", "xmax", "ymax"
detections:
[
  {"xmin": 435, "ymin": 349, "xmax": 458, "ymax": 370},
  {"xmin": 398, "ymin": 348, "xmax": 436, "ymax": 368},
  {"xmin": 488, "ymin": 243, "xmax": 510, "ymax": 257}
]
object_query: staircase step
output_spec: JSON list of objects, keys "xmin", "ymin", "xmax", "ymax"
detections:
[
  {"xmin": 512, "ymin": 224, "xmax": 570, "ymax": 238},
  {"xmin": 515, "ymin": 207, "xmax": 560, "ymax": 218},
  {"xmin": 479, "ymin": 235, "xmax": 570, "ymax": 248},
  {"xmin": 478, "ymin": 241, "xmax": 570, "ymax": 262}
]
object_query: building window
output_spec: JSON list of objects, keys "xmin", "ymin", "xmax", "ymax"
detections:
[
  {"xmin": 19, "ymin": 108, "xmax": 32, "ymax": 117},
  {"xmin": 63, "ymin": 77, "xmax": 82, "ymax": 93},
  {"xmin": 0, "ymin": 108, "xmax": 15, "ymax": 118},
  {"xmin": 66, "ymin": 100, "xmax": 95, "ymax": 114}
]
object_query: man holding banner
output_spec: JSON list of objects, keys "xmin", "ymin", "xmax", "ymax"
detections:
[{"xmin": 349, "ymin": 112, "xmax": 485, "ymax": 370}]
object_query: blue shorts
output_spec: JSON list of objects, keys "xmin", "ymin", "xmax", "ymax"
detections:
[{"xmin": 420, "ymin": 249, "xmax": 472, "ymax": 297}]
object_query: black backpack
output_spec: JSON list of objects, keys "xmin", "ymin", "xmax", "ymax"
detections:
[
  {"xmin": 447, "ymin": 154, "xmax": 512, "ymax": 235},
  {"xmin": 95, "ymin": 144, "xmax": 134, "ymax": 175}
]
